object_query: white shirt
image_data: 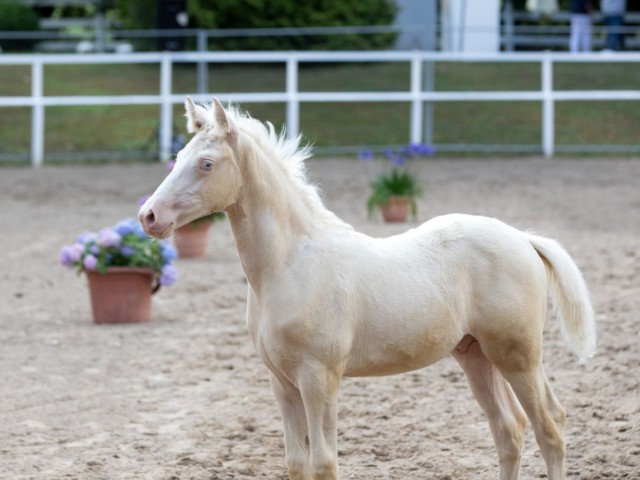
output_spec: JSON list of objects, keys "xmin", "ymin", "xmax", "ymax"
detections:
[{"xmin": 601, "ymin": 0, "xmax": 626, "ymax": 15}]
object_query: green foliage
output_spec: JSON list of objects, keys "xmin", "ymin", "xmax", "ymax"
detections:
[
  {"xmin": 189, "ymin": 211, "xmax": 226, "ymax": 227},
  {"xmin": 114, "ymin": 0, "xmax": 156, "ymax": 50},
  {"xmin": 190, "ymin": 0, "xmax": 397, "ymax": 50},
  {"xmin": 367, "ymin": 169, "xmax": 421, "ymax": 218},
  {"xmin": 0, "ymin": 0, "xmax": 40, "ymax": 51},
  {"xmin": 60, "ymin": 218, "xmax": 178, "ymax": 286},
  {"xmin": 115, "ymin": 0, "xmax": 155, "ymax": 29},
  {"xmin": 115, "ymin": 0, "xmax": 398, "ymax": 50}
]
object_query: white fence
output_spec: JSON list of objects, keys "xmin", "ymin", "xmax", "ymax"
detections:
[{"xmin": 1, "ymin": 50, "xmax": 640, "ymax": 166}]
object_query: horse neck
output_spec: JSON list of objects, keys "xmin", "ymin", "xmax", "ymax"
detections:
[{"xmin": 225, "ymin": 135, "xmax": 323, "ymax": 294}]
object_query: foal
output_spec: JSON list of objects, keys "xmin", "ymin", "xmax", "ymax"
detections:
[{"xmin": 139, "ymin": 98, "xmax": 596, "ymax": 480}]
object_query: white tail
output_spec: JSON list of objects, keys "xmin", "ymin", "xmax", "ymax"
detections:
[{"xmin": 529, "ymin": 234, "xmax": 596, "ymax": 362}]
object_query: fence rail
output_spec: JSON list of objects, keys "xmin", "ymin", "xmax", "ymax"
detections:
[{"xmin": 1, "ymin": 50, "xmax": 639, "ymax": 166}]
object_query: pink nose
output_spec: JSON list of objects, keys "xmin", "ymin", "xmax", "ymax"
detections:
[
  {"xmin": 138, "ymin": 203, "xmax": 175, "ymax": 239},
  {"xmin": 139, "ymin": 207, "xmax": 157, "ymax": 235}
]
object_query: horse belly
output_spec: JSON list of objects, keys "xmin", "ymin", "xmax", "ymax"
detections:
[{"xmin": 343, "ymin": 311, "xmax": 461, "ymax": 377}]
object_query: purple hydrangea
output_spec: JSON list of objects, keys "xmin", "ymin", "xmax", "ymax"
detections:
[
  {"xmin": 113, "ymin": 218, "xmax": 136, "ymax": 236},
  {"xmin": 358, "ymin": 149, "xmax": 374, "ymax": 161},
  {"xmin": 391, "ymin": 155, "xmax": 406, "ymax": 166},
  {"xmin": 135, "ymin": 228, "xmax": 147, "ymax": 239},
  {"xmin": 76, "ymin": 231, "xmax": 97, "ymax": 244},
  {"xmin": 406, "ymin": 142, "xmax": 436, "ymax": 156},
  {"xmin": 161, "ymin": 243, "xmax": 177, "ymax": 263},
  {"xmin": 96, "ymin": 228, "xmax": 122, "ymax": 248},
  {"xmin": 68, "ymin": 243, "xmax": 85, "ymax": 262},
  {"xmin": 83, "ymin": 254, "xmax": 98, "ymax": 270},
  {"xmin": 61, "ymin": 218, "xmax": 178, "ymax": 288},
  {"xmin": 159, "ymin": 264, "xmax": 178, "ymax": 286},
  {"xmin": 120, "ymin": 245, "xmax": 136, "ymax": 257},
  {"xmin": 59, "ymin": 245, "xmax": 74, "ymax": 266}
]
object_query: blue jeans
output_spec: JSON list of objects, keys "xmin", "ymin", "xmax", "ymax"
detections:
[{"xmin": 604, "ymin": 15, "xmax": 624, "ymax": 51}]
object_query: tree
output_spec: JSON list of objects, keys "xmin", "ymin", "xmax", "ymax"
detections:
[
  {"xmin": 189, "ymin": 0, "xmax": 398, "ymax": 50},
  {"xmin": 0, "ymin": 0, "xmax": 40, "ymax": 51},
  {"xmin": 115, "ymin": 0, "xmax": 398, "ymax": 50}
]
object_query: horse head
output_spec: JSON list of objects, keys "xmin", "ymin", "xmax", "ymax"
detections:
[{"xmin": 139, "ymin": 97, "xmax": 242, "ymax": 239}]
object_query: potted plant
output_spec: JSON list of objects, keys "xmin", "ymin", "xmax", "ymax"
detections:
[
  {"xmin": 360, "ymin": 143, "xmax": 434, "ymax": 222},
  {"xmin": 173, "ymin": 211, "xmax": 226, "ymax": 258},
  {"xmin": 59, "ymin": 218, "xmax": 178, "ymax": 324}
]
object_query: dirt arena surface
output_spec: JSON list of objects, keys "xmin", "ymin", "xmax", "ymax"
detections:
[{"xmin": 1, "ymin": 157, "xmax": 638, "ymax": 480}]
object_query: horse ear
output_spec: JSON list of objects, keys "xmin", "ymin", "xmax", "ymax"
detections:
[
  {"xmin": 185, "ymin": 96, "xmax": 206, "ymax": 133},
  {"xmin": 212, "ymin": 97, "xmax": 232, "ymax": 135}
]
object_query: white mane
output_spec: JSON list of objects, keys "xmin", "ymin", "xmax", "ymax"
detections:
[
  {"xmin": 199, "ymin": 102, "xmax": 349, "ymax": 230},
  {"xmin": 197, "ymin": 102, "xmax": 312, "ymax": 185}
]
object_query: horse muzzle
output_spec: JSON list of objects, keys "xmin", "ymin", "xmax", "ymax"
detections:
[{"xmin": 138, "ymin": 203, "xmax": 175, "ymax": 239}]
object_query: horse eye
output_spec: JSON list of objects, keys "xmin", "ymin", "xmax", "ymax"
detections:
[{"xmin": 200, "ymin": 158, "xmax": 215, "ymax": 171}]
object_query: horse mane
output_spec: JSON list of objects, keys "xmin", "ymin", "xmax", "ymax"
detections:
[
  {"xmin": 202, "ymin": 102, "xmax": 351, "ymax": 230},
  {"xmin": 231, "ymin": 105, "xmax": 312, "ymax": 184}
]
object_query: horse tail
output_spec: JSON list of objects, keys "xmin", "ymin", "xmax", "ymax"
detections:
[{"xmin": 528, "ymin": 234, "xmax": 596, "ymax": 363}]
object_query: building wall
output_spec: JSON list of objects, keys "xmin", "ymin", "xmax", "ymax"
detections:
[{"xmin": 440, "ymin": 0, "xmax": 500, "ymax": 52}]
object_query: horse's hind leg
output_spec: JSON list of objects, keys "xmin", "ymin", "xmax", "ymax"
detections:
[
  {"xmin": 453, "ymin": 336, "xmax": 528, "ymax": 480},
  {"xmin": 501, "ymin": 366, "xmax": 567, "ymax": 480},
  {"xmin": 477, "ymin": 331, "xmax": 567, "ymax": 480}
]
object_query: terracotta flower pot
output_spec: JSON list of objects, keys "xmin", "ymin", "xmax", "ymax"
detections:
[
  {"xmin": 380, "ymin": 196, "xmax": 411, "ymax": 223},
  {"xmin": 173, "ymin": 221, "xmax": 212, "ymax": 258},
  {"xmin": 86, "ymin": 267, "xmax": 157, "ymax": 324}
]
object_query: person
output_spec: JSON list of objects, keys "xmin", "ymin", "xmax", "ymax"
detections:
[
  {"xmin": 601, "ymin": 0, "xmax": 627, "ymax": 51},
  {"xmin": 569, "ymin": 0, "xmax": 594, "ymax": 52}
]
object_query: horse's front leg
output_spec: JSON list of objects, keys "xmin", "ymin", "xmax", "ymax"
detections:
[
  {"xmin": 270, "ymin": 372, "xmax": 311, "ymax": 480},
  {"xmin": 297, "ymin": 362, "xmax": 341, "ymax": 480}
]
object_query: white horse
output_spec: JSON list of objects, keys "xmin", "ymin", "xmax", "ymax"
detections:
[{"xmin": 139, "ymin": 98, "xmax": 596, "ymax": 480}]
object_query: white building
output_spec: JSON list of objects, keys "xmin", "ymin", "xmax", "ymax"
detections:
[{"xmin": 394, "ymin": 0, "xmax": 501, "ymax": 52}]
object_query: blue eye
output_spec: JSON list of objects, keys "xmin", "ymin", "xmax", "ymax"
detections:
[{"xmin": 200, "ymin": 158, "xmax": 215, "ymax": 171}]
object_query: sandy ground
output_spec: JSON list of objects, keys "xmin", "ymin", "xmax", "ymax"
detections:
[{"xmin": 0, "ymin": 157, "xmax": 638, "ymax": 480}]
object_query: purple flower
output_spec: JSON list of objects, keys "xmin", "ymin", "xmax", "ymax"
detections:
[
  {"xmin": 114, "ymin": 218, "xmax": 137, "ymax": 236},
  {"xmin": 410, "ymin": 143, "xmax": 435, "ymax": 156},
  {"xmin": 120, "ymin": 245, "xmax": 136, "ymax": 257},
  {"xmin": 358, "ymin": 149, "xmax": 374, "ymax": 161},
  {"xmin": 96, "ymin": 228, "xmax": 122, "ymax": 248},
  {"xmin": 166, "ymin": 160, "xmax": 176, "ymax": 171},
  {"xmin": 61, "ymin": 218, "xmax": 177, "ymax": 288},
  {"xmin": 83, "ymin": 254, "xmax": 98, "ymax": 270},
  {"xmin": 59, "ymin": 245, "xmax": 74, "ymax": 266},
  {"xmin": 160, "ymin": 243, "xmax": 177, "ymax": 263},
  {"xmin": 76, "ymin": 231, "xmax": 97, "ymax": 244},
  {"xmin": 68, "ymin": 243, "xmax": 85, "ymax": 262},
  {"xmin": 159, "ymin": 264, "xmax": 178, "ymax": 286},
  {"xmin": 391, "ymin": 155, "xmax": 407, "ymax": 166},
  {"xmin": 132, "ymin": 223, "xmax": 147, "ymax": 238},
  {"xmin": 137, "ymin": 195, "xmax": 150, "ymax": 207},
  {"xmin": 382, "ymin": 148, "xmax": 394, "ymax": 159}
]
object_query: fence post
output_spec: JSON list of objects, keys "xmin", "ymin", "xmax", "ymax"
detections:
[
  {"xmin": 197, "ymin": 30, "xmax": 208, "ymax": 94},
  {"xmin": 503, "ymin": 0, "xmax": 515, "ymax": 52},
  {"xmin": 422, "ymin": 56, "xmax": 435, "ymax": 146},
  {"xmin": 31, "ymin": 58, "xmax": 44, "ymax": 167},
  {"xmin": 542, "ymin": 53, "xmax": 554, "ymax": 158},
  {"xmin": 410, "ymin": 53, "xmax": 423, "ymax": 144},
  {"xmin": 286, "ymin": 56, "xmax": 299, "ymax": 140},
  {"xmin": 159, "ymin": 53, "xmax": 173, "ymax": 163}
]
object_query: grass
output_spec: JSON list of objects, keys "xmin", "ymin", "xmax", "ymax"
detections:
[{"xmin": 0, "ymin": 60, "xmax": 639, "ymax": 161}]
